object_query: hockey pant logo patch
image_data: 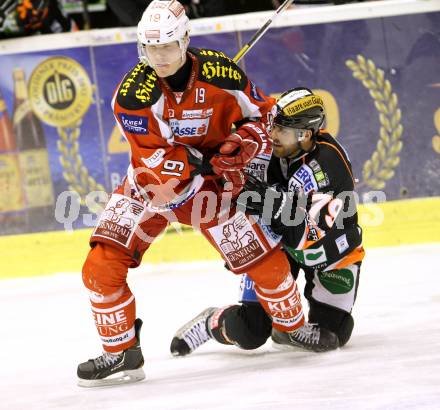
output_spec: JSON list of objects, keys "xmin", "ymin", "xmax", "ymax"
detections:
[
  {"xmin": 206, "ymin": 212, "xmax": 280, "ymax": 271},
  {"xmin": 92, "ymin": 193, "xmax": 146, "ymax": 248},
  {"xmin": 313, "ymin": 263, "xmax": 360, "ymax": 312}
]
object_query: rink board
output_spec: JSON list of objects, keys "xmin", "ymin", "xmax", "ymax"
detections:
[
  {"xmin": 1, "ymin": 197, "xmax": 439, "ymax": 279},
  {"xmin": 0, "ymin": 0, "xmax": 439, "ymax": 236},
  {"xmin": 0, "ymin": 0, "xmax": 440, "ymax": 278}
]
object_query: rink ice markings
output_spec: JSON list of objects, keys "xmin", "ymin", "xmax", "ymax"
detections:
[{"xmin": 1, "ymin": 243, "xmax": 440, "ymax": 409}]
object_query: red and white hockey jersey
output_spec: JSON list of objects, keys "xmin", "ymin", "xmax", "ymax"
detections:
[{"xmin": 112, "ymin": 48, "xmax": 275, "ymax": 207}]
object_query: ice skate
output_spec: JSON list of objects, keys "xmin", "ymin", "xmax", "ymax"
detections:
[
  {"xmin": 77, "ymin": 318, "xmax": 145, "ymax": 387},
  {"xmin": 170, "ymin": 307, "xmax": 217, "ymax": 356},
  {"xmin": 272, "ymin": 322, "xmax": 339, "ymax": 352}
]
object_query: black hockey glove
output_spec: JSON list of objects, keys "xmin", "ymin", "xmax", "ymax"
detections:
[
  {"xmin": 186, "ymin": 146, "xmax": 216, "ymax": 178},
  {"xmin": 187, "ymin": 147, "xmax": 244, "ymax": 197},
  {"xmin": 236, "ymin": 174, "xmax": 297, "ymax": 226}
]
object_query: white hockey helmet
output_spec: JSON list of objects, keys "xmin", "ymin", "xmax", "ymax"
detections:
[{"xmin": 137, "ymin": 0, "xmax": 190, "ymax": 65}]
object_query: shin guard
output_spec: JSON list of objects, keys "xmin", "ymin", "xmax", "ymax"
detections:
[
  {"xmin": 247, "ymin": 247, "xmax": 305, "ymax": 332},
  {"xmin": 90, "ymin": 288, "xmax": 137, "ymax": 353},
  {"xmin": 255, "ymin": 273, "xmax": 305, "ymax": 332}
]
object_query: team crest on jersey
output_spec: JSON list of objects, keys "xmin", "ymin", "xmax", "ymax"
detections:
[
  {"xmin": 288, "ymin": 164, "xmax": 319, "ymax": 194},
  {"xmin": 170, "ymin": 117, "xmax": 210, "ymax": 137}
]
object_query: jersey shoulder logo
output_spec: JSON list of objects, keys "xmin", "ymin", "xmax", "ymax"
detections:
[
  {"xmin": 118, "ymin": 113, "xmax": 149, "ymax": 135},
  {"xmin": 116, "ymin": 63, "xmax": 162, "ymax": 110},
  {"xmin": 190, "ymin": 47, "xmax": 246, "ymax": 91},
  {"xmin": 308, "ymin": 159, "xmax": 330, "ymax": 189}
]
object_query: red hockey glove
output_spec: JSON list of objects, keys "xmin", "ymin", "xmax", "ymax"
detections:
[
  {"xmin": 210, "ymin": 122, "xmax": 269, "ymax": 174},
  {"xmin": 221, "ymin": 169, "xmax": 246, "ymax": 198}
]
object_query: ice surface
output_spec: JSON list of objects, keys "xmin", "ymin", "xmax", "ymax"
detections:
[{"xmin": 1, "ymin": 244, "xmax": 440, "ymax": 410}]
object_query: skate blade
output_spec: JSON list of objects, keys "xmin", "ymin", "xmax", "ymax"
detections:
[
  {"xmin": 77, "ymin": 368, "xmax": 145, "ymax": 388},
  {"xmin": 272, "ymin": 340, "xmax": 338, "ymax": 353},
  {"xmin": 271, "ymin": 341, "xmax": 307, "ymax": 352}
]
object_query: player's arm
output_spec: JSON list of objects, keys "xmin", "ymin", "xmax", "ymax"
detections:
[
  {"xmin": 210, "ymin": 70, "xmax": 275, "ymax": 173},
  {"xmin": 237, "ymin": 173, "xmax": 362, "ymax": 268},
  {"xmin": 235, "ymin": 173, "xmax": 303, "ymax": 237}
]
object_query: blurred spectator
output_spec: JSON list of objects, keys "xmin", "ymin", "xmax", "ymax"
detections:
[
  {"xmin": 0, "ymin": 0, "xmax": 372, "ymax": 35},
  {"xmin": 106, "ymin": 0, "xmax": 147, "ymax": 26},
  {"xmin": 105, "ymin": 0, "xmax": 278, "ymax": 26},
  {"xmin": 186, "ymin": 0, "xmax": 276, "ymax": 18},
  {"xmin": 0, "ymin": 0, "xmax": 76, "ymax": 39},
  {"xmin": 183, "ymin": 0, "xmax": 371, "ymax": 17},
  {"xmin": 104, "ymin": 0, "xmax": 371, "ymax": 27}
]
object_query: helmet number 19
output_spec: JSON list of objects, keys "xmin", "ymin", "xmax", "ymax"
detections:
[{"xmin": 150, "ymin": 13, "xmax": 161, "ymax": 22}]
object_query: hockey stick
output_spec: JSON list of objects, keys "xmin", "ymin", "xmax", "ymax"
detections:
[{"xmin": 233, "ymin": 0, "xmax": 295, "ymax": 63}]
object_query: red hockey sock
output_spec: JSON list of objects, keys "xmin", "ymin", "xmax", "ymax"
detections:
[
  {"xmin": 90, "ymin": 287, "xmax": 137, "ymax": 353},
  {"xmin": 246, "ymin": 248, "xmax": 305, "ymax": 332},
  {"xmin": 255, "ymin": 274, "xmax": 305, "ymax": 331}
]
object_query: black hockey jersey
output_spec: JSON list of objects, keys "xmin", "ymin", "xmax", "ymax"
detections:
[{"xmin": 266, "ymin": 131, "xmax": 365, "ymax": 272}]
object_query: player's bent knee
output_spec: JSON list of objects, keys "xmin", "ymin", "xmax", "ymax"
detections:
[
  {"xmin": 211, "ymin": 303, "xmax": 272, "ymax": 350},
  {"xmin": 247, "ymin": 247, "xmax": 291, "ymax": 290},
  {"xmin": 82, "ymin": 243, "xmax": 131, "ymax": 293},
  {"xmin": 308, "ymin": 299, "xmax": 354, "ymax": 347},
  {"xmin": 337, "ymin": 313, "xmax": 354, "ymax": 346}
]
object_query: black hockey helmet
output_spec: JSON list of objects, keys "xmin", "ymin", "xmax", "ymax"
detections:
[{"xmin": 274, "ymin": 87, "xmax": 325, "ymax": 135}]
